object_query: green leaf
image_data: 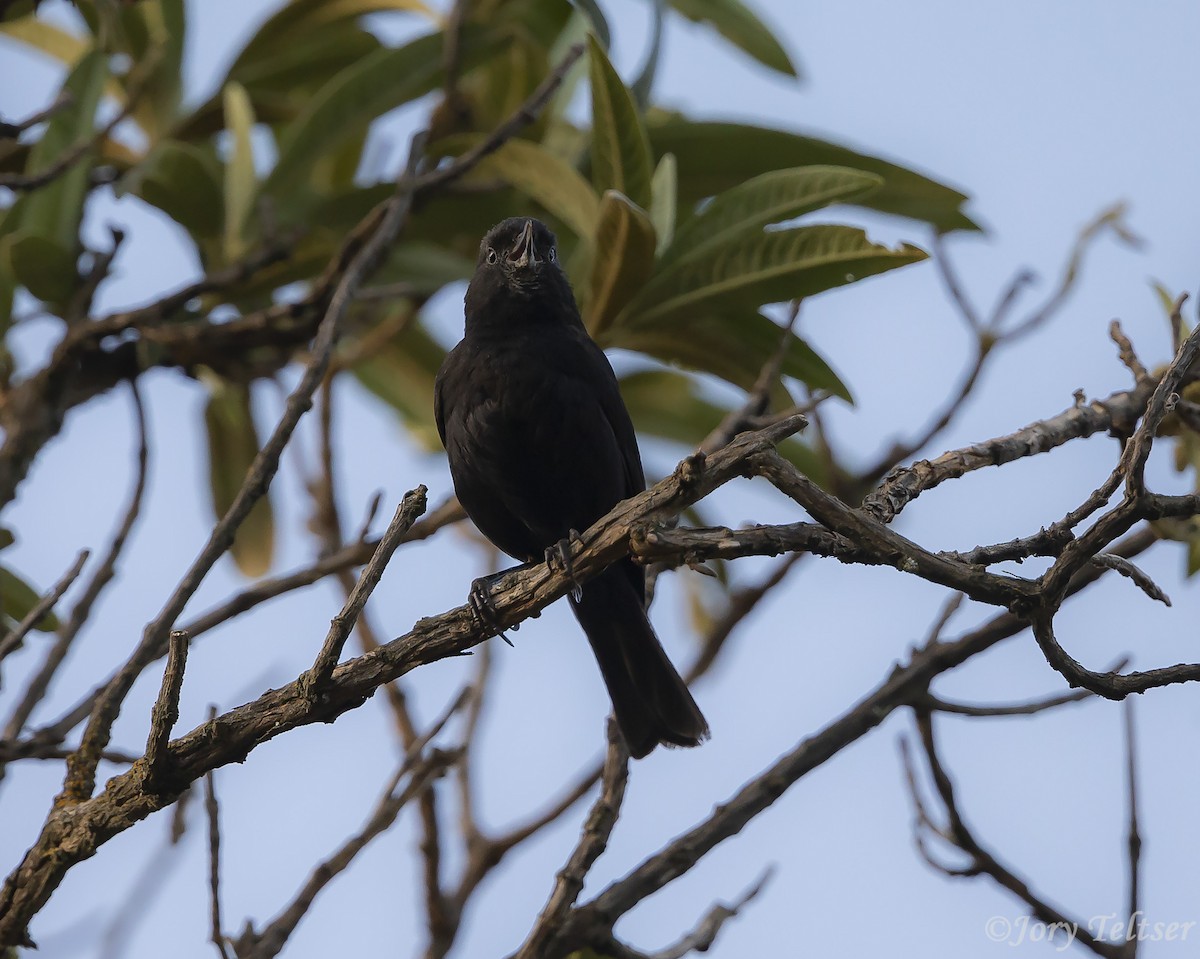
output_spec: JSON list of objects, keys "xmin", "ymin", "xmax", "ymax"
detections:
[
  {"xmin": 232, "ymin": 0, "xmax": 434, "ymax": 73},
  {"xmin": 3, "ymin": 232, "xmax": 77, "ymax": 303},
  {"xmin": 569, "ymin": 0, "xmax": 611, "ymax": 48},
  {"xmin": 375, "ymin": 242, "xmax": 475, "ymax": 295},
  {"xmin": 351, "ymin": 318, "xmax": 446, "ymax": 450},
  {"xmin": 625, "ymin": 224, "xmax": 927, "ymax": 327},
  {"xmin": 203, "ymin": 378, "xmax": 275, "ymax": 578},
  {"xmin": 440, "ymin": 135, "xmax": 601, "ymax": 241},
  {"xmin": 587, "ymin": 33, "xmax": 653, "ymax": 210},
  {"xmin": 663, "ymin": 165, "xmax": 883, "ymax": 266},
  {"xmin": 221, "ymin": 82, "xmax": 257, "ymax": 262},
  {"xmin": 612, "ymin": 309, "xmax": 850, "ymax": 400},
  {"xmin": 620, "ymin": 368, "xmax": 728, "ymax": 444},
  {"xmin": 262, "ymin": 27, "xmax": 503, "ymax": 206},
  {"xmin": 648, "ymin": 152, "xmax": 677, "ymax": 254},
  {"xmin": 649, "ymin": 119, "xmax": 980, "ymax": 233},
  {"xmin": 0, "ymin": 564, "xmax": 59, "ymax": 633},
  {"xmin": 631, "ymin": 0, "xmax": 665, "ymax": 107},
  {"xmin": 20, "ymin": 48, "xmax": 108, "ymax": 252},
  {"xmin": 0, "ymin": 528, "xmax": 14, "ymax": 550},
  {"xmin": 232, "ymin": 24, "xmax": 382, "ymax": 100},
  {"xmin": 586, "ymin": 192, "xmax": 657, "ymax": 337},
  {"xmin": 667, "ymin": 0, "xmax": 796, "ymax": 76},
  {"xmin": 118, "ymin": 140, "xmax": 224, "ymax": 239},
  {"xmin": 0, "ymin": 18, "xmax": 90, "ymax": 70},
  {"xmin": 123, "ymin": 0, "xmax": 185, "ymax": 139}
]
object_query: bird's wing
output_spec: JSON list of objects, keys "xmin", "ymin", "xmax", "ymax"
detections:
[
  {"xmin": 433, "ymin": 350, "xmax": 451, "ymax": 449},
  {"xmin": 581, "ymin": 337, "xmax": 646, "ymax": 500}
]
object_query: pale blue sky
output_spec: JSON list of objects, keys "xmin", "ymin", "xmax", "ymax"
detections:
[{"xmin": 1, "ymin": 2, "xmax": 1198, "ymax": 956}]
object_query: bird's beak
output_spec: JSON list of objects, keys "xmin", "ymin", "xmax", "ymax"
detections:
[{"xmin": 508, "ymin": 219, "xmax": 541, "ymax": 269}]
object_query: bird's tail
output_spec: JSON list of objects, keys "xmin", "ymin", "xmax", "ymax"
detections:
[{"xmin": 568, "ymin": 562, "xmax": 709, "ymax": 759}]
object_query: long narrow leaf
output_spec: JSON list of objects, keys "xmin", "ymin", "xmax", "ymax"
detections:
[
  {"xmin": 650, "ymin": 119, "xmax": 979, "ymax": 233},
  {"xmin": 587, "ymin": 33, "xmax": 653, "ymax": 210},
  {"xmin": 221, "ymin": 82, "xmax": 257, "ymax": 262},
  {"xmin": 612, "ymin": 310, "xmax": 850, "ymax": 400},
  {"xmin": 262, "ymin": 27, "xmax": 501, "ymax": 204},
  {"xmin": 626, "ymin": 224, "xmax": 927, "ymax": 326},
  {"xmin": 586, "ymin": 191, "xmax": 657, "ymax": 337},
  {"xmin": 439, "ymin": 135, "xmax": 600, "ymax": 240},
  {"xmin": 663, "ymin": 165, "xmax": 882, "ymax": 266},
  {"xmin": 203, "ymin": 378, "xmax": 275, "ymax": 577},
  {"xmin": 667, "ymin": 0, "xmax": 797, "ymax": 77},
  {"xmin": 649, "ymin": 152, "xmax": 678, "ymax": 254}
]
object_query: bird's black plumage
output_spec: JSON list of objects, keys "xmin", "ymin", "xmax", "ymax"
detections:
[{"xmin": 434, "ymin": 217, "xmax": 709, "ymax": 758}]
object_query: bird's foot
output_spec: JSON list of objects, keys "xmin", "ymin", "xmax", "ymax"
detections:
[
  {"xmin": 469, "ymin": 571, "xmax": 518, "ymax": 647},
  {"xmin": 546, "ymin": 529, "xmax": 585, "ymax": 601}
]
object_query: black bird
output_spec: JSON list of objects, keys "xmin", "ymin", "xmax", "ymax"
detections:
[{"xmin": 434, "ymin": 217, "xmax": 709, "ymax": 758}]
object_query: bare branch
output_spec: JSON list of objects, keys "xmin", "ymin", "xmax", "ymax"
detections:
[
  {"xmin": 181, "ymin": 495, "xmax": 463, "ymax": 643},
  {"xmin": 1030, "ymin": 609, "xmax": 1200, "ymax": 701},
  {"xmin": 1091, "ymin": 554, "xmax": 1170, "ymax": 606},
  {"xmin": 645, "ymin": 868, "xmax": 773, "ymax": 959},
  {"xmin": 301, "ymin": 486, "xmax": 429, "ymax": 696},
  {"xmin": 1122, "ymin": 700, "xmax": 1142, "ymax": 959},
  {"xmin": 235, "ymin": 692, "xmax": 466, "ymax": 959},
  {"xmin": 1110, "ymin": 320, "xmax": 1148, "ymax": 383},
  {"xmin": 863, "ymin": 378, "xmax": 1157, "ymax": 525},
  {"xmin": 542, "ymin": 529, "xmax": 1155, "ymax": 951},
  {"xmin": 144, "ymin": 630, "xmax": 190, "ymax": 787},
  {"xmin": 2, "ymin": 381, "xmax": 148, "ymax": 747},
  {"xmin": 59, "ymin": 132, "xmax": 430, "ymax": 806},
  {"xmin": 516, "ymin": 722, "xmax": 630, "ymax": 959},
  {"xmin": 920, "ymin": 657, "xmax": 1130, "ymax": 717},
  {"xmin": 203, "ymin": 757, "xmax": 232, "ymax": 959},
  {"xmin": 901, "ymin": 709, "xmax": 1122, "ymax": 958},
  {"xmin": 1000, "ymin": 203, "xmax": 1140, "ymax": 343}
]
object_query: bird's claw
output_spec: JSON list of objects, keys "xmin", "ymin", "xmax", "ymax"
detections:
[
  {"xmin": 469, "ymin": 575, "xmax": 515, "ymax": 647},
  {"xmin": 546, "ymin": 529, "xmax": 586, "ymax": 601}
]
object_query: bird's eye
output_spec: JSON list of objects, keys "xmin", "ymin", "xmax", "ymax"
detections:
[
  {"xmin": 548, "ymin": 246, "xmax": 556, "ymax": 262},
  {"xmin": 486, "ymin": 247, "xmax": 498, "ymax": 264}
]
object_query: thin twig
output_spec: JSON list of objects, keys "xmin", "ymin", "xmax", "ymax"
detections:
[
  {"xmin": 1, "ymin": 381, "xmax": 148, "ymax": 747},
  {"xmin": 0, "ymin": 549, "xmax": 89, "ymax": 664},
  {"xmin": 60, "ymin": 132, "xmax": 431, "ymax": 805},
  {"xmin": 1110, "ymin": 320, "xmax": 1148, "ymax": 383},
  {"xmin": 0, "ymin": 92, "xmax": 73, "ymax": 138},
  {"xmin": 0, "ymin": 48, "xmax": 160, "ymax": 192},
  {"xmin": 1122, "ymin": 699, "xmax": 1142, "ymax": 959},
  {"xmin": 920, "ymin": 657, "xmax": 1130, "ymax": 717},
  {"xmin": 516, "ymin": 722, "xmax": 630, "ymax": 959},
  {"xmin": 203, "ymin": 724, "xmax": 232, "ymax": 959},
  {"xmin": 646, "ymin": 867, "xmax": 774, "ymax": 959},
  {"xmin": 1091, "ymin": 554, "xmax": 1170, "ymax": 606},
  {"xmin": 235, "ymin": 691, "xmax": 466, "ymax": 959},
  {"xmin": 302, "ymin": 486, "xmax": 430, "ymax": 695},
  {"xmin": 902, "ymin": 709, "xmax": 1121, "ymax": 958}
]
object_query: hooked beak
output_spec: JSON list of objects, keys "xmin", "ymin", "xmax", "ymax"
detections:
[{"xmin": 507, "ymin": 219, "xmax": 540, "ymax": 269}]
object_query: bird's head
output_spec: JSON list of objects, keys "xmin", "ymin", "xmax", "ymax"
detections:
[{"xmin": 465, "ymin": 218, "xmax": 577, "ymax": 324}]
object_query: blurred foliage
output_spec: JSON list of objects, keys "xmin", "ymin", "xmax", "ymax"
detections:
[{"xmin": 0, "ymin": 0, "xmax": 984, "ymax": 577}]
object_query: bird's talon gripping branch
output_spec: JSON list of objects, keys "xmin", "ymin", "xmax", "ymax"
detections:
[
  {"xmin": 469, "ymin": 573, "xmax": 515, "ymax": 647},
  {"xmin": 545, "ymin": 529, "xmax": 585, "ymax": 601}
]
